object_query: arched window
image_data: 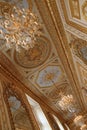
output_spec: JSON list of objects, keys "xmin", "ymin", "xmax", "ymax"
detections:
[
  {"xmin": 26, "ymin": 94, "xmax": 52, "ymax": 130},
  {"xmin": 3, "ymin": 84, "xmax": 35, "ymax": 130}
]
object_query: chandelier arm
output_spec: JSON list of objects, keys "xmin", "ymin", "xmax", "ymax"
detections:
[{"xmin": 0, "ymin": 1, "xmax": 42, "ymax": 52}]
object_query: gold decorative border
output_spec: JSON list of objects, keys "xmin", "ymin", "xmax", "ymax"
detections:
[
  {"xmin": 0, "ymin": 0, "xmax": 86, "ymax": 124},
  {"xmin": 69, "ymin": 0, "xmax": 80, "ymax": 19},
  {"xmin": 14, "ymin": 36, "xmax": 51, "ymax": 68},
  {"xmin": 82, "ymin": 1, "xmax": 87, "ymax": 21},
  {"xmin": 0, "ymin": 52, "xmax": 65, "ymax": 122},
  {"xmin": 60, "ymin": 0, "xmax": 87, "ymax": 34},
  {"xmin": 2, "ymin": 82, "xmax": 15, "ymax": 130},
  {"xmin": 2, "ymin": 82, "xmax": 40, "ymax": 130},
  {"xmin": 0, "ymin": 82, "xmax": 12, "ymax": 130},
  {"xmin": 35, "ymin": 0, "xmax": 86, "ymax": 121}
]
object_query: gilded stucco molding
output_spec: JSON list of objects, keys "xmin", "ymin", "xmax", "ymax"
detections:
[
  {"xmin": 0, "ymin": 0, "xmax": 86, "ymax": 124},
  {"xmin": 2, "ymin": 82, "xmax": 40, "ymax": 130},
  {"xmin": 60, "ymin": 0, "xmax": 87, "ymax": 34},
  {"xmin": 0, "ymin": 52, "xmax": 64, "ymax": 122},
  {"xmin": 2, "ymin": 84, "xmax": 15, "ymax": 130},
  {"xmin": 56, "ymin": 0, "xmax": 87, "ymax": 42},
  {"xmin": 46, "ymin": 0, "xmax": 86, "ymax": 112},
  {"xmin": 14, "ymin": 36, "xmax": 51, "ymax": 68},
  {"xmin": 0, "ymin": 81, "xmax": 12, "ymax": 130},
  {"xmin": 35, "ymin": 0, "xmax": 85, "ymax": 113},
  {"xmin": 69, "ymin": 0, "xmax": 80, "ymax": 19}
]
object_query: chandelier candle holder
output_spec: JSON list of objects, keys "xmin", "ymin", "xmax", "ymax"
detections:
[
  {"xmin": 58, "ymin": 94, "xmax": 75, "ymax": 113},
  {"xmin": 80, "ymin": 124, "xmax": 87, "ymax": 130},
  {"xmin": 74, "ymin": 115, "xmax": 84, "ymax": 127},
  {"xmin": 74, "ymin": 115, "xmax": 87, "ymax": 129},
  {"xmin": 0, "ymin": 1, "xmax": 42, "ymax": 52}
]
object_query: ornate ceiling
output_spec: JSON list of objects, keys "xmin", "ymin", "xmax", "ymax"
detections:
[{"xmin": 1, "ymin": 0, "xmax": 87, "ymax": 128}]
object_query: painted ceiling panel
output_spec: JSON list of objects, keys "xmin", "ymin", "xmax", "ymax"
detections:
[{"xmin": 1, "ymin": 0, "xmax": 87, "ymax": 126}]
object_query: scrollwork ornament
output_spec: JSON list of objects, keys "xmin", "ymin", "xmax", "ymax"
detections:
[
  {"xmin": 71, "ymin": 38, "xmax": 87, "ymax": 64},
  {"xmin": 82, "ymin": 1, "xmax": 87, "ymax": 21}
]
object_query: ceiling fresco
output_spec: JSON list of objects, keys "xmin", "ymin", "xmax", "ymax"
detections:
[
  {"xmin": 1, "ymin": 0, "xmax": 87, "ymax": 127},
  {"xmin": 66, "ymin": 32, "xmax": 87, "ymax": 108},
  {"xmin": 57, "ymin": 0, "xmax": 87, "ymax": 43},
  {"xmin": 14, "ymin": 37, "xmax": 51, "ymax": 68},
  {"xmin": 36, "ymin": 65, "xmax": 63, "ymax": 87},
  {"xmin": 65, "ymin": 31, "xmax": 87, "ymax": 116},
  {"xmin": 57, "ymin": 0, "xmax": 87, "ymax": 118},
  {"xmin": 59, "ymin": 0, "xmax": 87, "ymax": 28}
]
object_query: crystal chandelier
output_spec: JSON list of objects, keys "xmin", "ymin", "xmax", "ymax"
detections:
[
  {"xmin": 0, "ymin": 2, "xmax": 42, "ymax": 52},
  {"xmin": 58, "ymin": 94, "xmax": 75, "ymax": 112}
]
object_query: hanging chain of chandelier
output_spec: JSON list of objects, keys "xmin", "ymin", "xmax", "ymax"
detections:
[{"xmin": 0, "ymin": 2, "xmax": 42, "ymax": 52}]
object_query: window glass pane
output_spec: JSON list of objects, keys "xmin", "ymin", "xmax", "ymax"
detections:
[{"xmin": 26, "ymin": 94, "xmax": 52, "ymax": 130}]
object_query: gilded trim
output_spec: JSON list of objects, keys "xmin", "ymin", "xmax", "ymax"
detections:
[
  {"xmin": 2, "ymin": 82, "xmax": 40, "ymax": 130},
  {"xmin": 60, "ymin": 0, "xmax": 87, "ymax": 34},
  {"xmin": 69, "ymin": 0, "xmax": 80, "ymax": 19}
]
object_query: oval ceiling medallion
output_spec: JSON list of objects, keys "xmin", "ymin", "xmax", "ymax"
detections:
[
  {"xmin": 14, "ymin": 37, "xmax": 51, "ymax": 68},
  {"xmin": 72, "ymin": 39, "xmax": 87, "ymax": 64}
]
